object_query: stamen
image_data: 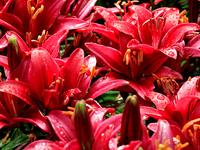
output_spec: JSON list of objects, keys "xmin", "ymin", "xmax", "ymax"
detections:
[
  {"xmin": 31, "ymin": 7, "xmax": 35, "ymax": 17},
  {"xmin": 90, "ymin": 13, "xmax": 95, "ymax": 22},
  {"xmin": 67, "ymin": 107, "xmax": 75, "ymax": 111},
  {"xmin": 180, "ymin": 9, "xmax": 187, "ymax": 18},
  {"xmin": 123, "ymin": 49, "xmax": 131, "ymax": 65},
  {"xmin": 131, "ymin": 55, "xmax": 137, "ymax": 64},
  {"xmin": 188, "ymin": 129, "xmax": 194, "ymax": 138},
  {"xmin": 79, "ymin": 67, "xmax": 91, "ymax": 76},
  {"xmin": 2, "ymin": 132, "xmax": 10, "ymax": 144},
  {"xmin": 182, "ymin": 118, "xmax": 200, "ymax": 132},
  {"xmin": 32, "ymin": 5, "xmax": 44, "ymax": 20}
]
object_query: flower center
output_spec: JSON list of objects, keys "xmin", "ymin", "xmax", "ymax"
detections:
[{"xmin": 153, "ymin": 74, "xmax": 179, "ymax": 103}]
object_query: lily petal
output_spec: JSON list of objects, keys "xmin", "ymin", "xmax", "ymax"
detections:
[
  {"xmin": 47, "ymin": 110, "xmax": 77, "ymax": 143},
  {"xmin": 85, "ymin": 43, "xmax": 131, "ymax": 77}
]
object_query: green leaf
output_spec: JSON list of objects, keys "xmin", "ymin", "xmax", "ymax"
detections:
[{"xmin": 2, "ymin": 134, "xmax": 29, "ymax": 150}]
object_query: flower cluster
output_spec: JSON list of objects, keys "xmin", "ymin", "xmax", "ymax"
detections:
[{"xmin": 0, "ymin": 0, "xmax": 200, "ymax": 149}]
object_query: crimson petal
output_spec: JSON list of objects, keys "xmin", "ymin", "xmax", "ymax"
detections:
[
  {"xmin": 49, "ymin": 18, "xmax": 88, "ymax": 35},
  {"xmin": 29, "ymin": 48, "xmax": 60, "ymax": 97},
  {"xmin": 24, "ymin": 140, "xmax": 64, "ymax": 150},
  {"xmin": 93, "ymin": 6, "xmax": 119, "ymax": 26},
  {"xmin": 47, "ymin": 110, "xmax": 77, "ymax": 143},
  {"xmin": 85, "ymin": 43, "xmax": 131, "ymax": 77},
  {"xmin": 160, "ymin": 23, "xmax": 200, "ymax": 49},
  {"xmin": 32, "ymin": 0, "xmax": 66, "ymax": 38},
  {"xmin": 43, "ymin": 30, "xmax": 68, "ymax": 58},
  {"xmin": 61, "ymin": 48, "xmax": 84, "ymax": 91},
  {"xmin": 84, "ymin": 72, "xmax": 129, "ymax": 99},
  {"xmin": 0, "ymin": 80, "xmax": 35, "ymax": 106}
]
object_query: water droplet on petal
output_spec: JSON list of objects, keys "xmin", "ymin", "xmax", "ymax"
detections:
[{"xmin": 157, "ymin": 94, "xmax": 165, "ymax": 100}]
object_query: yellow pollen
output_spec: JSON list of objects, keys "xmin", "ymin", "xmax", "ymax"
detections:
[
  {"xmin": 187, "ymin": 76, "xmax": 191, "ymax": 81},
  {"xmin": 15, "ymin": 78, "xmax": 19, "ymax": 81},
  {"xmin": 38, "ymin": 35, "xmax": 41, "ymax": 41},
  {"xmin": 56, "ymin": 79, "xmax": 61, "ymax": 84},
  {"xmin": 32, "ymin": 5, "xmax": 44, "ymax": 20},
  {"xmin": 31, "ymin": 7, "xmax": 35, "ymax": 16},
  {"xmin": 123, "ymin": 49, "xmax": 131, "ymax": 62}
]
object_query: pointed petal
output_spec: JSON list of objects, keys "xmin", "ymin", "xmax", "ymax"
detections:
[
  {"xmin": 177, "ymin": 76, "xmax": 200, "ymax": 99},
  {"xmin": 119, "ymin": 31, "xmax": 134, "ymax": 55},
  {"xmin": 146, "ymin": 92, "xmax": 170, "ymax": 110},
  {"xmin": 161, "ymin": 8, "xmax": 179, "ymax": 38},
  {"xmin": 151, "ymin": 120, "xmax": 175, "ymax": 149},
  {"xmin": 186, "ymin": 34, "xmax": 200, "ymax": 48},
  {"xmin": 64, "ymin": 139, "xmax": 80, "ymax": 149},
  {"xmin": 13, "ymin": 0, "xmax": 29, "ymax": 31},
  {"xmin": 0, "ymin": 55, "xmax": 9, "ymax": 70},
  {"xmin": 0, "ymin": 12, "xmax": 24, "ymax": 37},
  {"xmin": 160, "ymin": 23, "xmax": 200, "ymax": 49},
  {"xmin": 0, "ymin": 35, "xmax": 8, "ymax": 50},
  {"xmin": 71, "ymin": 0, "xmax": 97, "ymax": 19},
  {"xmin": 49, "ymin": 18, "xmax": 88, "ymax": 35},
  {"xmin": 155, "ymin": 66, "xmax": 183, "ymax": 80},
  {"xmin": 75, "ymin": 55, "xmax": 96, "ymax": 99},
  {"xmin": 0, "ymin": 80, "xmax": 36, "ymax": 106},
  {"xmin": 93, "ymin": 6, "xmax": 119, "ymax": 26},
  {"xmin": 77, "ymin": 23, "xmax": 119, "ymax": 43},
  {"xmin": 90, "ymin": 108, "xmax": 115, "ymax": 131},
  {"xmin": 110, "ymin": 21, "xmax": 139, "ymax": 40},
  {"xmin": 140, "ymin": 106, "xmax": 163, "ymax": 120},
  {"xmin": 24, "ymin": 140, "xmax": 63, "ymax": 150},
  {"xmin": 32, "ymin": 0, "xmax": 67, "ymax": 38},
  {"xmin": 129, "ymin": 5, "xmax": 152, "ymax": 45},
  {"xmin": 84, "ymin": 72, "xmax": 129, "ymax": 99},
  {"xmin": 43, "ymin": 30, "xmax": 68, "ymax": 58},
  {"xmin": 92, "ymin": 114, "xmax": 122, "ymax": 150},
  {"xmin": 85, "ymin": 43, "xmax": 131, "ymax": 77},
  {"xmin": 47, "ymin": 110, "xmax": 77, "ymax": 143},
  {"xmin": 7, "ymin": 54, "xmax": 31, "ymax": 82},
  {"xmin": 29, "ymin": 48, "xmax": 60, "ymax": 97},
  {"xmin": 14, "ymin": 106, "xmax": 51, "ymax": 133},
  {"xmin": 61, "ymin": 48, "xmax": 84, "ymax": 90},
  {"xmin": 154, "ymin": 0, "xmax": 164, "ymax": 4}
]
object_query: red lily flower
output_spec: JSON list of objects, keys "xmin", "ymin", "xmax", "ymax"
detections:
[
  {"xmin": 0, "ymin": 0, "xmax": 88, "ymax": 47},
  {"xmin": 140, "ymin": 76, "xmax": 200, "ymax": 131},
  {"xmin": 24, "ymin": 100, "xmax": 122, "ymax": 150},
  {"xmin": 0, "ymin": 46, "xmax": 128, "ymax": 113},
  {"xmin": 93, "ymin": 5, "xmax": 199, "ymax": 59},
  {"xmin": 85, "ymin": 42, "xmax": 180, "ymax": 100}
]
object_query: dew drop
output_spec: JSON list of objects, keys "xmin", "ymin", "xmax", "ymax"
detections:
[{"xmin": 157, "ymin": 94, "xmax": 165, "ymax": 100}]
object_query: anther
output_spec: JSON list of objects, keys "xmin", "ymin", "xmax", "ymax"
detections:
[{"xmin": 32, "ymin": 5, "xmax": 44, "ymax": 20}]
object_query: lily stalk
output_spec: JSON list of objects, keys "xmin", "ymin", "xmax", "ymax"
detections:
[
  {"xmin": 119, "ymin": 95, "xmax": 142, "ymax": 145},
  {"xmin": 74, "ymin": 100, "xmax": 95, "ymax": 150}
]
